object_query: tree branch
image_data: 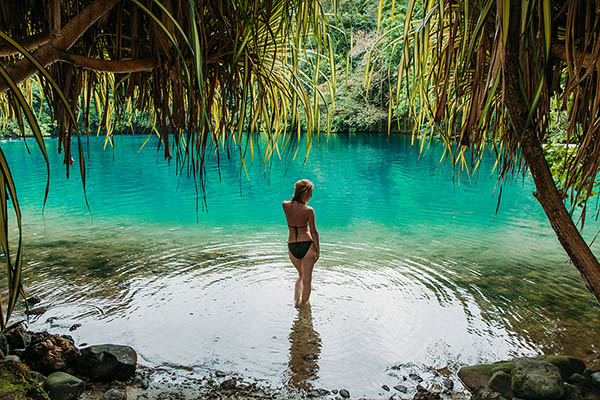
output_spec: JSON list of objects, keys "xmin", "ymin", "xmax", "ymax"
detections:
[
  {"xmin": 58, "ymin": 52, "xmax": 156, "ymax": 72},
  {"xmin": 0, "ymin": 0, "xmax": 122, "ymax": 93},
  {"xmin": 0, "ymin": 33, "xmax": 50, "ymax": 57},
  {"xmin": 551, "ymin": 43, "xmax": 600, "ymax": 70}
]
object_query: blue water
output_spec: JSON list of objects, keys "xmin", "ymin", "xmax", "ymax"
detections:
[{"xmin": 2, "ymin": 134, "xmax": 599, "ymax": 397}]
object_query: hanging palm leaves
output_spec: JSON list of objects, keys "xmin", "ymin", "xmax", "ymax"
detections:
[{"xmin": 0, "ymin": 0, "xmax": 334, "ymax": 333}]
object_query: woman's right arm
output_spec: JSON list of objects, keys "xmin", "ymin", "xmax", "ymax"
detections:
[{"xmin": 309, "ymin": 208, "xmax": 320, "ymax": 260}]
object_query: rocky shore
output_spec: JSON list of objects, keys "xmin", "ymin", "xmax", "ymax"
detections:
[{"xmin": 1, "ymin": 325, "xmax": 600, "ymax": 400}]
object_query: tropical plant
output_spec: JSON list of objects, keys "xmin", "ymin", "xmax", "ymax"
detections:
[
  {"xmin": 381, "ymin": 0, "xmax": 600, "ymax": 302},
  {"xmin": 0, "ymin": 0, "xmax": 334, "ymax": 333}
]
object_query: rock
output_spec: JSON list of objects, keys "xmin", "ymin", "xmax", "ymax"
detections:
[
  {"xmin": 471, "ymin": 387, "xmax": 507, "ymax": 400},
  {"xmin": 488, "ymin": 371, "xmax": 513, "ymax": 399},
  {"xmin": 0, "ymin": 334, "xmax": 8, "ymax": 355},
  {"xmin": 568, "ymin": 373, "xmax": 586, "ymax": 385},
  {"xmin": 5, "ymin": 326, "xmax": 31, "ymax": 350},
  {"xmin": 539, "ymin": 355, "xmax": 586, "ymax": 380},
  {"xmin": 416, "ymin": 385, "xmax": 426, "ymax": 392},
  {"xmin": 30, "ymin": 370, "xmax": 47, "ymax": 385},
  {"xmin": 413, "ymin": 388, "xmax": 441, "ymax": 400},
  {"xmin": 44, "ymin": 371, "xmax": 84, "ymax": 400},
  {"xmin": 511, "ymin": 358, "xmax": 564, "ymax": 400},
  {"xmin": 332, "ymin": 389, "xmax": 338, "ymax": 394},
  {"xmin": 340, "ymin": 388, "xmax": 350, "ymax": 398},
  {"xmin": 393, "ymin": 385, "xmax": 408, "ymax": 393},
  {"xmin": 563, "ymin": 383, "xmax": 583, "ymax": 400},
  {"xmin": 23, "ymin": 333, "xmax": 81, "ymax": 375},
  {"xmin": 102, "ymin": 388, "xmax": 127, "ymax": 400},
  {"xmin": 26, "ymin": 306, "xmax": 48, "ymax": 315},
  {"xmin": 592, "ymin": 372, "xmax": 600, "ymax": 386},
  {"xmin": 215, "ymin": 370, "xmax": 226, "ymax": 377},
  {"xmin": 27, "ymin": 295, "xmax": 42, "ymax": 305},
  {"xmin": 443, "ymin": 378, "xmax": 454, "ymax": 390},
  {"xmin": 458, "ymin": 360, "xmax": 516, "ymax": 391},
  {"xmin": 133, "ymin": 374, "xmax": 150, "ymax": 389},
  {"xmin": 5, "ymin": 355, "xmax": 21, "ymax": 362},
  {"xmin": 76, "ymin": 344, "xmax": 137, "ymax": 381},
  {"xmin": 410, "ymin": 373, "xmax": 424, "ymax": 382},
  {"xmin": 382, "ymin": 385, "xmax": 390, "ymax": 391},
  {"xmin": 69, "ymin": 324, "xmax": 81, "ymax": 332},
  {"xmin": 220, "ymin": 378, "xmax": 251, "ymax": 390}
]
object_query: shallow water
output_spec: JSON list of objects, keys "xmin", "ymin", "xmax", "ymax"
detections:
[{"xmin": 2, "ymin": 134, "xmax": 600, "ymax": 397}]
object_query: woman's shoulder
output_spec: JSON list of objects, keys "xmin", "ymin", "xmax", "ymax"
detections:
[{"xmin": 282, "ymin": 200, "xmax": 291, "ymax": 208}]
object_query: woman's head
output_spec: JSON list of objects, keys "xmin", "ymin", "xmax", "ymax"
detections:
[{"xmin": 291, "ymin": 179, "xmax": 314, "ymax": 203}]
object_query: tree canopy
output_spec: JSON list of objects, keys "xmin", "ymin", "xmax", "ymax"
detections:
[
  {"xmin": 0, "ymin": 0, "xmax": 334, "ymax": 332},
  {"xmin": 384, "ymin": 0, "xmax": 600, "ymax": 302}
]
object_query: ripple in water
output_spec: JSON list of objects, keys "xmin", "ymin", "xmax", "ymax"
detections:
[{"xmin": 1, "ymin": 135, "xmax": 600, "ymax": 398}]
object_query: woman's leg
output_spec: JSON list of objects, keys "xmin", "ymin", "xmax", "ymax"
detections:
[
  {"xmin": 289, "ymin": 251, "xmax": 303, "ymax": 306},
  {"xmin": 300, "ymin": 245, "xmax": 318, "ymax": 305}
]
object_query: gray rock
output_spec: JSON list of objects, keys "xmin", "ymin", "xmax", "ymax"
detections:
[
  {"xmin": 5, "ymin": 326, "xmax": 31, "ymax": 349},
  {"xmin": 44, "ymin": 371, "xmax": 84, "ymax": 400},
  {"xmin": 30, "ymin": 370, "xmax": 47, "ymax": 385},
  {"xmin": 511, "ymin": 358, "xmax": 564, "ymax": 400},
  {"xmin": 563, "ymin": 383, "xmax": 583, "ymax": 400},
  {"xmin": 394, "ymin": 385, "xmax": 408, "ymax": 393},
  {"xmin": 76, "ymin": 344, "xmax": 137, "ymax": 381},
  {"xmin": 339, "ymin": 388, "xmax": 350, "ymax": 398},
  {"xmin": 102, "ymin": 388, "xmax": 127, "ymax": 400},
  {"xmin": 471, "ymin": 387, "xmax": 507, "ymax": 400},
  {"xmin": 539, "ymin": 355, "xmax": 586, "ymax": 380},
  {"xmin": 409, "ymin": 373, "xmax": 424, "ymax": 382},
  {"xmin": 215, "ymin": 370, "xmax": 226, "ymax": 377},
  {"xmin": 382, "ymin": 385, "xmax": 390, "ymax": 391},
  {"xmin": 488, "ymin": 371, "xmax": 513, "ymax": 399},
  {"xmin": 4, "ymin": 355, "xmax": 21, "ymax": 362},
  {"xmin": 69, "ymin": 324, "xmax": 81, "ymax": 332}
]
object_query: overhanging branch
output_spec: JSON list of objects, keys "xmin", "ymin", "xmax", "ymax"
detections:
[
  {"xmin": 59, "ymin": 52, "xmax": 156, "ymax": 72},
  {"xmin": 0, "ymin": 33, "xmax": 50, "ymax": 57},
  {"xmin": 0, "ymin": 0, "xmax": 121, "ymax": 93}
]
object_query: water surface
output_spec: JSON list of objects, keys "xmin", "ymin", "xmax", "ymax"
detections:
[{"xmin": 3, "ymin": 134, "xmax": 600, "ymax": 397}]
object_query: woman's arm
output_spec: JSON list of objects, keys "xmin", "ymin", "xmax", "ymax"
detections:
[{"xmin": 309, "ymin": 208, "xmax": 320, "ymax": 260}]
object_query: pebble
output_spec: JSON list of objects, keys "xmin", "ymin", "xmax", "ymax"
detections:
[
  {"xmin": 340, "ymin": 388, "xmax": 350, "ymax": 398},
  {"xmin": 332, "ymin": 389, "xmax": 338, "ymax": 394},
  {"xmin": 393, "ymin": 385, "xmax": 407, "ymax": 393},
  {"xmin": 26, "ymin": 306, "xmax": 47, "ymax": 315},
  {"xmin": 215, "ymin": 370, "xmax": 226, "ymax": 377},
  {"xmin": 443, "ymin": 378, "xmax": 454, "ymax": 390},
  {"xmin": 416, "ymin": 384, "xmax": 426, "ymax": 392},
  {"xmin": 102, "ymin": 388, "xmax": 127, "ymax": 400},
  {"xmin": 382, "ymin": 385, "xmax": 390, "ymax": 391},
  {"xmin": 69, "ymin": 324, "xmax": 82, "ymax": 331},
  {"xmin": 409, "ymin": 373, "xmax": 423, "ymax": 382},
  {"xmin": 26, "ymin": 295, "xmax": 42, "ymax": 305}
]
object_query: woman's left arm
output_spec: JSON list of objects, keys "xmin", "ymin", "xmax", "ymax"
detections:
[{"xmin": 309, "ymin": 208, "xmax": 320, "ymax": 260}]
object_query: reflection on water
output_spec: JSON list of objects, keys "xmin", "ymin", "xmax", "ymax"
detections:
[
  {"xmin": 2, "ymin": 134, "xmax": 600, "ymax": 398},
  {"xmin": 288, "ymin": 304, "xmax": 321, "ymax": 389}
]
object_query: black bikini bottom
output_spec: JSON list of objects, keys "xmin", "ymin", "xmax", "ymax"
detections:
[{"xmin": 288, "ymin": 241, "xmax": 313, "ymax": 259}]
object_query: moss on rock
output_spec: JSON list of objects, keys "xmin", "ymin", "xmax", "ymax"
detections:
[{"xmin": 0, "ymin": 360, "xmax": 50, "ymax": 400}]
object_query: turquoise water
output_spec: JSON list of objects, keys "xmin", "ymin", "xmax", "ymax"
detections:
[{"xmin": 2, "ymin": 134, "xmax": 600, "ymax": 397}]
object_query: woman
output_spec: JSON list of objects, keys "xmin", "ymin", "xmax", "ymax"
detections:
[{"xmin": 282, "ymin": 179, "xmax": 320, "ymax": 307}]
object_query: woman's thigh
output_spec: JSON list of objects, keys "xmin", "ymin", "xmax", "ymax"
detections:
[{"xmin": 289, "ymin": 251, "xmax": 303, "ymax": 275}]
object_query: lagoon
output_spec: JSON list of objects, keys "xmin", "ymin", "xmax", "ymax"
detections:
[{"xmin": 3, "ymin": 134, "xmax": 600, "ymax": 398}]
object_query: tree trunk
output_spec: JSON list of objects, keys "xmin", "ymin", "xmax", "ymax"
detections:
[{"xmin": 505, "ymin": 0, "xmax": 600, "ymax": 304}]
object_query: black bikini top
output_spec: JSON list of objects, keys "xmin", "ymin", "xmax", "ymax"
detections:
[{"xmin": 288, "ymin": 200, "xmax": 308, "ymax": 241}]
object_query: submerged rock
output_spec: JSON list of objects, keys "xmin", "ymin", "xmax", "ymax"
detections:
[
  {"xmin": 44, "ymin": 371, "xmax": 84, "ymax": 400},
  {"xmin": 511, "ymin": 358, "xmax": 564, "ymax": 400},
  {"xmin": 339, "ymin": 388, "xmax": 350, "ymax": 398},
  {"xmin": 76, "ymin": 344, "xmax": 137, "ymax": 381},
  {"xmin": 471, "ymin": 387, "xmax": 507, "ymax": 400},
  {"xmin": 413, "ymin": 388, "xmax": 441, "ymax": 400}
]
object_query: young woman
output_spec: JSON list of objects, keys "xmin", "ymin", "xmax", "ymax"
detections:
[{"xmin": 282, "ymin": 179, "xmax": 320, "ymax": 307}]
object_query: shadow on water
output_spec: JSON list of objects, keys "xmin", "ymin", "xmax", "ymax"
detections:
[{"xmin": 287, "ymin": 303, "xmax": 322, "ymax": 390}]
